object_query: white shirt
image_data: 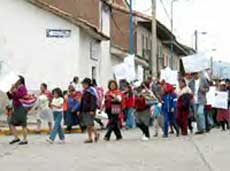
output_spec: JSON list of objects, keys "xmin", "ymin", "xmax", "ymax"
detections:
[
  {"xmin": 38, "ymin": 94, "xmax": 50, "ymax": 110},
  {"xmin": 51, "ymin": 97, "xmax": 64, "ymax": 112},
  {"xmin": 194, "ymin": 79, "xmax": 200, "ymax": 104},
  {"xmin": 71, "ymin": 82, "xmax": 82, "ymax": 92}
]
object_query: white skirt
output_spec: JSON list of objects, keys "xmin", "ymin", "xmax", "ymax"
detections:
[{"xmin": 37, "ymin": 109, "xmax": 53, "ymax": 122}]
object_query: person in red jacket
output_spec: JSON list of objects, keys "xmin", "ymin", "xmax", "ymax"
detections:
[
  {"xmin": 134, "ymin": 85, "xmax": 152, "ymax": 141},
  {"xmin": 124, "ymin": 84, "xmax": 135, "ymax": 129},
  {"xmin": 176, "ymin": 79, "xmax": 193, "ymax": 136},
  {"xmin": 104, "ymin": 80, "xmax": 123, "ymax": 141}
]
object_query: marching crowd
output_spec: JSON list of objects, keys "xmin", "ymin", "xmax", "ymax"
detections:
[{"xmin": 3, "ymin": 72, "xmax": 230, "ymax": 145}]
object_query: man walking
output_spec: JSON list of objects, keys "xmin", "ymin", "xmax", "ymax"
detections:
[{"xmin": 189, "ymin": 72, "xmax": 209, "ymax": 134}]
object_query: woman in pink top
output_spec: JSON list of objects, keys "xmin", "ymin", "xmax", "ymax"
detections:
[{"xmin": 7, "ymin": 76, "xmax": 29, "ymax": 145}]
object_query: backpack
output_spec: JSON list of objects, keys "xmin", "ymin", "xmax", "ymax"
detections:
[{"xmin": 95, "ymin": 87, "xmax": 104, "ymax": 109}]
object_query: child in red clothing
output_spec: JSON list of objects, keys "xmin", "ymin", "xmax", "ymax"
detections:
[
  {"xmin": 134, "ymin": 86, "xmax": 152, "ymax": 141},
  {"xmin": 124, "ymin": 85, "xmax": 135, "ymax": 129}
]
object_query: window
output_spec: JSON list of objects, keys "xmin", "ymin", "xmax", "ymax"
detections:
[
  {"xmin": 90, "ymin": 40, "xmax": 100, "ymax": 61},
  {"xmin": 163, "ymin": 54, "xmax": 168, "ymax": 68},
  {"xmin": 150, "ymin": 39, "xmax": 152, "ymax": 56},
  {"xmin": 142, "ymin": 34, "xmax": 145, "ymax": 52},
  {"xmin": 92, "ymin": 66, "xmax": 96, "ymax": 80},
  {"xmin": 146, "ymin": 37, "xmax": 148, "ymax": 50}
]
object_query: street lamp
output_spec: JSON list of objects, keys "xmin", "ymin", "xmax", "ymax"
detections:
[{"xmin": 194, "ymin": 30, "xmax": 207, "ymax": 53}]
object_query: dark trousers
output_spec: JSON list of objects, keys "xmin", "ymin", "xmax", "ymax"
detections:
[
  {"xmin": 94, "ymin": 117, "xmax": 104, "ymax": 127},
  {"xmin": 136, "ymin": 123, "xmax": 150, "ymax": 138},
  {"xmin": 204, "ymin": 111, "xmax": 211, "ymax": 132},
  {"xmin": 220, "ymin": 121, "xmax": 229, "ymax": 131},
  {"xmin": 188, "ymin": 118, "xmax": 193, "ymax": 132},
  {"xmin": 177, "ymin": 110, "xmax": 189, "ymax": 136},
  {"xmin": 105, "ymin": 115, "xmax": 122, "ymax": 140}
]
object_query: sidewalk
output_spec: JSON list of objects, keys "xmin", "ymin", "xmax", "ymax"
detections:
[{"xmin": 0, "ymin": 114, "xmax": 82, "ymax": 136}]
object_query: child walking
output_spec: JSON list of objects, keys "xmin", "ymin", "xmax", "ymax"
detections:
[
  {"xmin": 46, "ymin": 88, "xmax": 65, "ymax": 144},
  {"xmin": 134, "ymin": 84, "xmax": 156, "ymax": 141},
  {"xmin": 161, "ymin": 83, "xmax": 179, "ymax": 138},
  {"xmin": 35, "ymin": 83, "xmax": 53, "ymax": 134}
]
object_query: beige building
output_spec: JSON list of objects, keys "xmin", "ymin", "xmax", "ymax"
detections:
[{"xmin": 109, "ymin": 2, "xmax": 193, "ymax": 78}]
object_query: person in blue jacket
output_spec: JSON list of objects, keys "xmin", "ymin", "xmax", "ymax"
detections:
[
  {"xmin": 65, "ymin": 85, "xmax": 81, "ymax": 133},
  {"xmin": 161, "ymin": 83, "xmax": 179, "ymax": 138}
]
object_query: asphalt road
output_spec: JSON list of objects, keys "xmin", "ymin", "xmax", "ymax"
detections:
[{"xmin": 0, "ymin": 128, "xmax": 230, "ymax": 171}]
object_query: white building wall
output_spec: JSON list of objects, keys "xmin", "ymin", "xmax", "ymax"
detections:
[
  {"xmin": 78, "ymin": 29, "xmax": 101, "ymax": 81},
  {"xmin": 99, "ymin": 3, "xmax": 113, "ymax": 89},
  {"xmin": 0, "ymin": 0, "xmax": 102, "ymax": 90}
]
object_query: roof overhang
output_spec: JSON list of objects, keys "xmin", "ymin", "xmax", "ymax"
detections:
[
  {"xmin": 111, "ymin": 45, "xmax": 128, "ymax": 58},
  {"xmin": 28, "ymin": 0, "xmax": 110, "ymax": 41},
  {"xmin": 162, "ymin": 41, "xmax": 189, "ymax": 56}
]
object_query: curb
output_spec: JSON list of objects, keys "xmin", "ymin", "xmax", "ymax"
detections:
[{"xmin": 0, "ymin": 128, "xmax": 82, "ymax": 136}]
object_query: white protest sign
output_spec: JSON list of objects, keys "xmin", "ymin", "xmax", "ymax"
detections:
[
  {"xmin": 160, "ymin": 67, "xmax": 178, "ymax": 85},
  {"xmin": 124, "ymin": 54, "xmax": 136, "ymax": 82},
  {"xmin": 113, "ymin": 55, "xmax": 136, "ymax": 82},
  {"xmin": 0, "ymin": 62, "xmax": 19, "ymax": 92},
  {"xmin": 113, "ymin": 63, "xmax": 127, "ymax": 81},
  {"xmin": 182, "ymin": 54, "xmax": 210, "ymax": 73},
  {"xmin": 137, "ymin": 65, "xmax": 144, "ymax": 82},
  {"xmin": 206, "ymin": 86, "xmax": 216, "ymax": 105},
  {"xmin": 212, "ymin": 91, "xmax": 228, "ymax": 109}
]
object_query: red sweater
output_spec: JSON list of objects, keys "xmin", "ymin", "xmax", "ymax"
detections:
[
  {"xmin": 125, "ymin": 95, "xmax": 135, "ymax": 108},
  {"xmin": 135, "ymin": 96, "xmax": 146, "ymax": 112}
]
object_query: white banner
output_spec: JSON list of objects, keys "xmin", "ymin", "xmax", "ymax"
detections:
[
  {"xmin": 113, "ymin": 54, "xmax": 136, "ymax": 82},
  {"xmin": 137, "ymin": 65, "xmax": 144, "ymax": 82},
  {"xmin": 182, "ymin": 54, "xmax": 210, "ymax": 73},
  {"xmin": 124, "ymin": 54, "xmax": 136, "ymax": 82},
  {"xmin": 206, "ymin": 86, "xmax": 216, "ymax": 105},
  {"xmin": 113, "ymin": 63, "xmax": 127, "ymax": 81},
  {"xmin": 211, "ymin": 91, "xmax": 228, "ymax": 109},
  {"xmin": 160, "ymin": 67, "xmax": 178, "ymax": 86}
]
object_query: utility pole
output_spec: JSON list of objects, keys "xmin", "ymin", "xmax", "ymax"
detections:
[
  {"xmin": 194, "ymin": 30, "xmax": 198, "ymax": 53},
  {"xmin": 194, "ymin": 30, "xmax": 207, "ymax": 53},
  {"xmin": 128, "ymin": 0, "xmax": 134, "ymax": 55},
  {"xmin": 170, "ymin": 0, "xmax": 174, "ymax": 69},
  {"xmin": 151, "ymin": 0, "xmax": 157, "ymax": 76}
]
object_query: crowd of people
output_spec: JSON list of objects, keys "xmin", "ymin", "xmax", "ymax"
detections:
[{"xmin": 4, "ymin": 72, "xmax": 230, "ymax": 145}]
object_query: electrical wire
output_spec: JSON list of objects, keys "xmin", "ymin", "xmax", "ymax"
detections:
[{"xmin": 159, "ymin": 0, "xmax": 171, "ymax": 21}]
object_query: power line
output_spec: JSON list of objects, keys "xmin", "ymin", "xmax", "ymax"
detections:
[
  {"xmin": 140, "ymin": 7, "xmax": 152, "ymax": 13},
  {"xmin": 159, "ymin": 0, "xmax": 171, "ymax": 21}
]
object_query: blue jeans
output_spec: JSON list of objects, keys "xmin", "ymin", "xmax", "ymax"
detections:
[
  {"xmin": 194, "ymin": 104, "xmax": 205, "ymax": 131},
  {"xmin": 50, "ymin": 111, "xmax": 65, "ymax": 141},
  {"xmin": 125, "ymin": 108, "xmax": 134, "ymax": 129},
  {"xmin": 163, "ymin": 111, "xmax": 178, "ymax": 136}
]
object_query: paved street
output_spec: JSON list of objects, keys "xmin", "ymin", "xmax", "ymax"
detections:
[{"xmin": 0, "ymin": 128, "xmax": 230, "ymax": 171}]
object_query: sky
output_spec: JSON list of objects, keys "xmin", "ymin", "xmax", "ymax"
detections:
[{"xmin": 133, "ymin": 0, "xmax": 230, "ymax": 62}]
